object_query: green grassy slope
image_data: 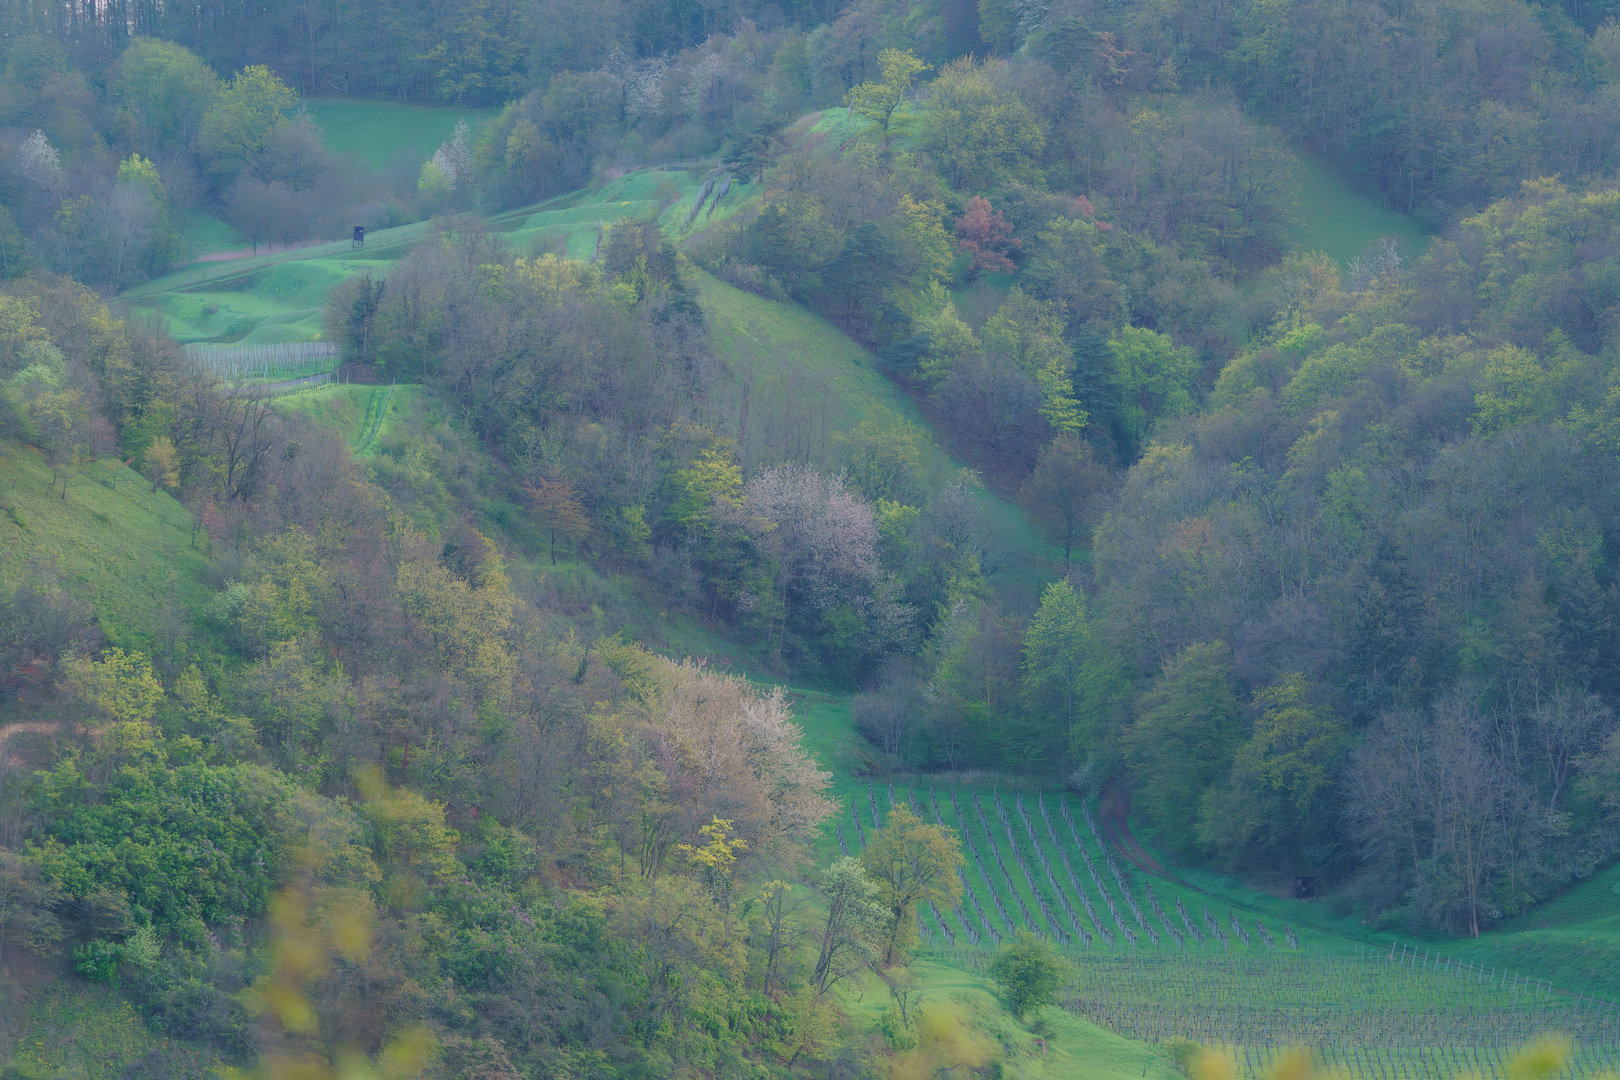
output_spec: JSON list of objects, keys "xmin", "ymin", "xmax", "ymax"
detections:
[
  {"xmin": 6, "ymin": 983, "xmax": 221, "ymax": 1079},
  {"xmin": 1123, "ymin": 815, "xmax": 1620, "ymax": 998},
  {"xmin": 1284, "ymin": 153, "xmax": 1433, "ymax": 269},
  {"xmin": 1445, "ymin": 861, "xmax": 1620, "ymax": 996},
  {"xmin": 177, "ymin": 209, "xmax": 247, "ymax": 259},
  {"xmin": 490, "ymin": 168, "xmax": 758, "ymax": 260},
  {"xmin": 0, "ymin": 441, "xmax": 210, "ymax": 650},
  {"xmin": 695, "ymin": 270, "xmax": 1061, "ymax": 589},
  {"xmin": 132, "ymin": 249, "xmax": 406, "ymax": 344},
  {"xmin": 128, "ymin": 170, "xmax": 752, "ymax": 345},
  {"xmin": 305, "ymin": 97, "xmax": 494, "ymax": 168},
  {"xmin": 274, "ymin": 382, "xmax": 422, "ymax": 455},
  {"xmin": 838, "ymin": 958, "xmax": 1181, "ymax": 1080}
]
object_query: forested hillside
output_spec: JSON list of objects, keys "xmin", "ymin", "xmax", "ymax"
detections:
[{"xmin": 1, "ymin": 0, "xmax": 1619, "ymax": 1073}]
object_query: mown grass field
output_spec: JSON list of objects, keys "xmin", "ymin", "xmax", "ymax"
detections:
[
  {"xmin": 133, "ymin": 249, "xmax": 408, "ymax": 345},
  {"xmin": 304, "ymin": 96, "xmax": 494, "ymax": 169},
  {"xmin": 273, "ymin": 381, "xmax": 424, "ymax": 454},
  {"xmin": 176, "ymin": 208, "xmax": 247, "ymax": 258},
  {"xmin": 0, "ymin": 440, "xmax": 211, "ymax": 651},
  {"xmin": 129, "ymin": 170, "xmax": 750, "ymax": 345},
  {"xmin": 489, "ymin": 167, "xmax": 757, "ymax": 259},
  {"xmin": 1283, "ymin": 153, "xmax": 1434, "ymax": 270}
]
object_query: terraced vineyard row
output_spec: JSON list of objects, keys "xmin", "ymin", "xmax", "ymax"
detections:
[{"xmin": 842, "ymin": 783, "xmax": 1620, "ymax": 1078}]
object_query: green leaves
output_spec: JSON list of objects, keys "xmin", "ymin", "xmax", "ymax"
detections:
[
  {"xmin": 1123, "ymin": 642, "xmax": 1242, "ymax": 854},
  {"xmin": 196, "ymin": 65, "xmax": 296, "ymax": 178},
  {"xmin": 33, "ymin": 757, "xmax": 288, "ymax": 937},
  {"xmin": 920, "ymin": 56, "xmax": 1045, "ymax": 192},
  {"xmin": 1022, "ymin": 578, "xmax": 1091, "ymax": 739},
  {"xmin": 1108, "ymin": 326, "xmax": 1198, "ymax": 454},
  {"xmin": 113, "ymin": 39, "xmax": 219, "ymax": 150},
  {"xmin": 988, "ymin": 929, "xmax": 1072, "ymax": 1020},
  {"xmin": 1199, "ymin": 674, "xmax": 1348, "ymax": 865}
]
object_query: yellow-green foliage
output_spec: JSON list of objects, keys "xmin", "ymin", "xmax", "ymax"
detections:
[
  {"xmin": 887, "ymin": 1003, "xmax": 1000, "ymax": 1080},
  {"xmin": 0, "ymin": 440, "xmax": 210, "ymax": 648}
]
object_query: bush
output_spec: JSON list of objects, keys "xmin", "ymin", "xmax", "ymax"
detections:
[
  {"xmin": 123, "ymin": 958, "xmax": 255, "ymax": 1058},
  {"xmin": 1166, "ymin": 1037, "xmax": 1201, "ymax": 1075},
  {"xmin": 988, "ymin": 930, "xmax": 1071, "ymax": 1021},
  {"xmin": 72, "ymin": 939, "xmax": 122, "ymax": 981}
]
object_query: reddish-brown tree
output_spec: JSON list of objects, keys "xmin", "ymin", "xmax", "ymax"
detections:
[
  {"xmin": 523, "ymin": 477, "xmax": 590, "ymax": 565},
  {"xmin": 954, "ymin": 196, "xmax": 1019, "ymax": 279}
]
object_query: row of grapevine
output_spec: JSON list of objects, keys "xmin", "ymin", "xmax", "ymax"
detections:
[
  {"xmin": 1038, "ymin": 795, "xmax": 1113, "ymax": 946},
  {"xmin": 1015, "ymin": 794, "xmax": 1092, "ymax": 946},
  {"xmin": 928, "ymin": 789, "xmax": 993, "ymax": 947},
  {"xmin": 1143, "ymin": 883, "xmax": 1184, "ymax": 947},
  {"xmin": 185, "ymin": 342, "xmax": 338, "ymax": 383},
  {"xmin": 1077, "ymin": 800, "xmax": 1158, "ymax": 945},
  {"xmin": 1059, "ymin": 797, "xmax": 1136, "ymax": 946},
  {"xmin": 860, "ymin": 785, "xmax": 1337, "ymax": 964},
  {"xmin": 924, "ymin": 937, "xmax": 1620, "ymax": 1079},
  {"xmin": 992, "ymin": 791, "xmax": 1071, "ymax": 944},
  {"xmin": 975, "ymin": 792, "xmax": 1040, "ymax": 934}
]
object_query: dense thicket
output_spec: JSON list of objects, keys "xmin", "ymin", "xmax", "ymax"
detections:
[
  {"xmin": 1078, "ymin": 185, "xmax": 1620, "ymax": 932},
  {"xmin": 329, "ymin": 223, "xmax": 1005, "ymax": 681},
  {"xmin": 2, "ymin": 269, "xmax": 957, "ymax": 1075}
]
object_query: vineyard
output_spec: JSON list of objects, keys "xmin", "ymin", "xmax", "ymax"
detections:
[
  {"xmin": 184, "ymin": 342, "xmax": 339, "ymax": 384},
  {"xmin": 840, "ymin": 784, "xmax": 1620, "ymax": 1079}
]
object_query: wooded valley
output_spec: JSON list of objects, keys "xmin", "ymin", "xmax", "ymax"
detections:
[{"xmin": 0, "ymin": 0, "xmax": 1619, "ymax": 1074}]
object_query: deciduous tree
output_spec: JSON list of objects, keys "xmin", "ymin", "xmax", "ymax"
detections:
[
  {"xmin": 811, "ymin": 856, "xmax": 885, "ymax": 993},
  {"xmin": 921, "ymin": 57, "xmax": 1044, "ymax": 191},
  {"xmin": 954, "ymin": 196, "xmax": 1019, "ymax": 279},
  {"xmin": 859, "ymin": 804, "xmax": 963, "ymax": 964},
  {"xmin": 197, "ymin": 65, "xmax": 297, "ymax": 179},
  {"xmin": 1020, "ymin": 436, "xmax": 1107, "ymax": 566},
  {"xmin": 845, "ymin": 48, "xmax": 930, "ymax": 153},
  {"xmin": 142, "ymin": 435, "xmax": 179, "ymax": 492},
  {"xmin": 1023, "ymin": 578, "xmax": 1090, "ymax": 742},
  {"xmin": 989, "ymin": 930, "xmax": 1071, "ymax": 1020},
  {"xmin": 523, "ymin": 476, "xmax": 589, "ymax": 565},
  {"xmin": 1199, "ymin": 674, "xmax": 1348, "ymax": 868},
  {"xmin": 1123, "ymin": 641, "xmax": 1242, "ymax": 853},
  {"xmin": 113, "ymin": 38, "xmax": 220, "ymax": 150}
]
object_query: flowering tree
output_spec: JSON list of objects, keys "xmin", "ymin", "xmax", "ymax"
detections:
[
  {"xmin": 744, "ymin": 466, "xmax": 912, "ymax": 651},
  {"xmin": 636, "ymin": 654, "xmax": 833, "ymax": 864},
  {"xmin": 746, "ymin": 464, "xmax": 880, "ymax": 614},
  {"xmin": 16, "ymin": 131, "xmax": 61, "ymax": 188}
]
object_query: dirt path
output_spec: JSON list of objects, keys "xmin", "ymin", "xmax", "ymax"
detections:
[
  {"xmin": 0, "ymin": 721, "xmax": 59, "ymax": 764},
  {"xmin": 1097, "ymin": 782, "xmax": 1189, "ymax": 887},
  {"xmin": 195, "ymin": 239, "xmax": 327, "ymax": 262}
]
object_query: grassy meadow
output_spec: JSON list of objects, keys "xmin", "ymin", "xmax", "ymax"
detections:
[
  {"xmin": 6, "ymin": 985, "xmax": 221, "ymax": 1079},
  {"xmin": 1284, "ymin": 153, "xmax": 1434, "ymax": 270},
  {"xmin": 304, "ymin": 97, "xmax": 495, "ymax": 169},
  {"xmin": 0, "ymin": 441, "xmax": 211, "ymax": 651}
]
